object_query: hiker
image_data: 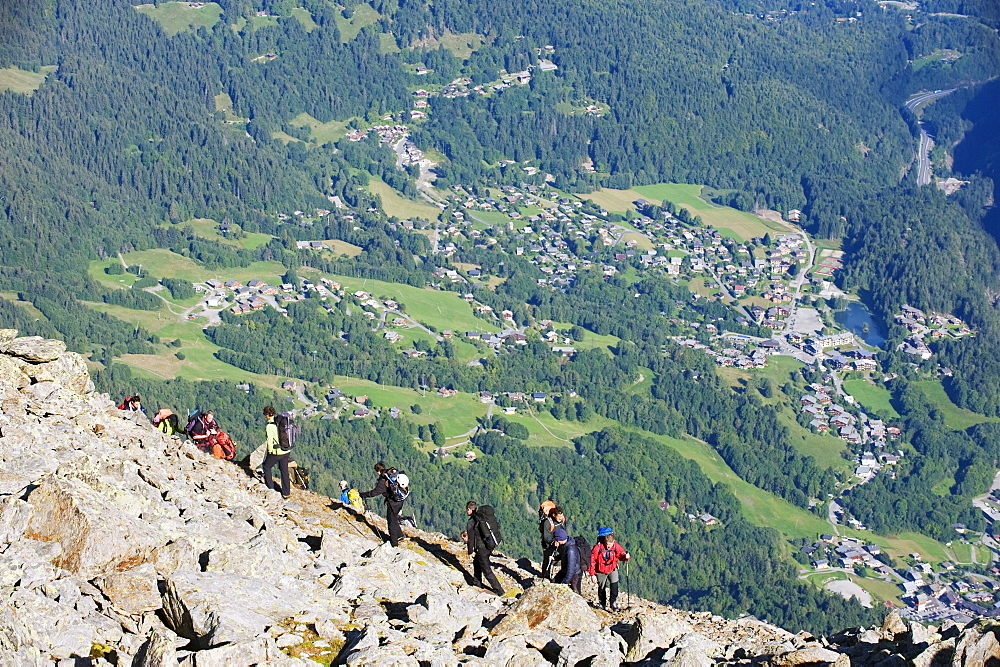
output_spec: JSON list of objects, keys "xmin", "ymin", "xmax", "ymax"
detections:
[
  {"xmin": 465, "ymin": 501, "xmax": 505, "ymax": 596},
  {"xmin": 261, "ymin": 406, "xmax": 291, "ymax": 499},
  {"xmin": 553, "ymin": 526, "xmax": 581, "ymax": 589},
  {"xmin": 359, "ymin": 462, "xmax": 408, "ymax": 547},
  {"xmin": 118, "ymin": 395, "xmax": 147, "ymax": 415},
  {"xmin": 539, "ymin": 500, "xmax": 562, "ymax": 580},
  {"xmin": 152, "ymin": 408, "xmax": 180, "ymax": 436},
  {"xmin": 187, "ymin": 410, "xmax": 217, "ymax": 448},
  {"xmin": 339, "ymin": 480, "xmax": 364, "ymax": 511},
  {"xmin": 570, "ymin": 535, "xmax": 590, "ymax": 595},
  {"xmin": 588, "ymin": 527, "xmax": 630, "ymax": 611}
]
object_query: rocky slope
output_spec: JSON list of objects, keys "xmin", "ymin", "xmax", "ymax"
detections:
[{"xmin": 0, "ymin": 330, "xmax": 998, "ymax": 665}]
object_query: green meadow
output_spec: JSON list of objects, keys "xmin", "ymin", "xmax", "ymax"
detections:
[
  {"xmin": 368, "ymin": 178, "xmax": 441, "ymax": 220},
  {"xmin": 0, "ymin": 66, "xmax": 56, "ymax": 94},
  {"xmin": 842, "ymin": 379, "xmax": 901, "ymax": 419},
  {"xmin": 914, "ymin": 379, "xmax": 999, "ymax": 430},
  {"xmin": 134, "ymin": 2, "xmax": 222, "ymax": 36},
  {"xmin": 335, "ymin": 3, "xmax": 380, "ymax": 42},
  {"xmin": 289, "ymin": 112, "xmax": 350, "ymax": 144}
]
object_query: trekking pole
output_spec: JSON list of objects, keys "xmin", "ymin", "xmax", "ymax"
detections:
[{"xmin": 625, "ymin": 559, "xmax": 631, "ymax": 610}]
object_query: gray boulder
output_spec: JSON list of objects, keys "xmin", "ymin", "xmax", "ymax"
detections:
[
  {"xmin": 770, "ymin": 646, "xmax": 847, "ymax": 665},
  {"xmin": 406, "ymin": 591, "xmax": 491, "ymax": 635},
  {"xmin": 332, "ymin": 542, "xmax": 465, "ymax": 602},
  {"xmin": 624, "ymin": 611, "xmax": 695, "ymax": 662},
  {"xmin": 952, "ymin": 619, "xmax": 1000, "ymax": 666},
  {"xmin": 491, "ymin": 582, "xmax": 600, "ymax": 639},
  {"xmin": 94, "ymin": 563, "xmax": 161, "ymax": 615},
  {"xmin": 161, "ymin": 570, "xmax": 303, "ymax": 648},
  {"xmin": 133, "ymin": 629, "xmax": 179, "ymax": 667},
  {"xmin": 483, "ymin": 635, "xmax": 552, "ymax": 666},
  {"xmin": 25, "ymin": 476, "xmax": 166, "ymax": 577},
  {"xmin": 555, "ymin": 629, "xmax": 621, "ymax": 666},
  {"xmin": 187, "ymin": 637, "xmax": 285, "ymax": 666},
  {"xmin": 2, "ymin": 336, "xmax": 66, "ymax": 363}
]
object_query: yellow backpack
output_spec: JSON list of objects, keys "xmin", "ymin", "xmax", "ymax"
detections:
[{"xmin": 347, "ymin": 488, "xmax": 363, "ymax": 511}]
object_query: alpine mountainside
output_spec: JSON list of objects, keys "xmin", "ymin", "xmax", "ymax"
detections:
[
  {"xmin": 3, "ymin": 0, "xmax": 1000, "ymax": 636},
  {"xmin": 1, "ymin": 329, "xmax": 999, "ymax": 666}
]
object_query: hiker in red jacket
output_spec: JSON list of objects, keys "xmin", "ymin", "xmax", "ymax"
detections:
[{"xmin": 588, "ymin": 526, "xmax": 630, "ymax": 611}]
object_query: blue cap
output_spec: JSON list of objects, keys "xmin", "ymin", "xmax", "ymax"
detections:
[
  {"xmin": 553, "ymin": 527, "xmax": 569, "ymax": 542},
  {"xmin": 598, "ymin": 527, "xmax": 614, "ymax": 537}
]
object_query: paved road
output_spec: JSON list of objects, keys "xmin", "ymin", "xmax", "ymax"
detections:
[{"xmin": 903, "ymin": 89, "xmax": 956, "ymax": 187}]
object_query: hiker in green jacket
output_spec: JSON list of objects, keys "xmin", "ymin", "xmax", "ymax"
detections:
[{"xmin": 261, "ymin": 405, "xmax": 291, "ymax": 499}]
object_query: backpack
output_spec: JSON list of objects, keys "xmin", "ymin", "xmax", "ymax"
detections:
[
  {"xmin": 575, "ymin": 536, "xmax": 591, "ymax": 572},
  {"xmin": 157, "ymin": 413, "xmax": 180, "ymax": 436},
  {"xmin": 212, "ymin": 430, "xmax": 236, "ymax": 461},
  {"xmin": 118, "ymin": 396, "xmax": 139, "ymax": 410},
  {"xmin": 186, "ymin": 411, "xmax": 204, "ymax": 435},
  {"xmin": 383, "ymin": 467, "xmax": 410, "ymax": 502},
  {"xmin": 476, "ymin": 505, "xmax": 504, "ymax": 550},
  {"xmin": 347, "ymin": 488, "xmax": 363, "ymax": 510},
  {"xmin": 275, "ymin": 412, "xmax": 297, "ymax": 450}
]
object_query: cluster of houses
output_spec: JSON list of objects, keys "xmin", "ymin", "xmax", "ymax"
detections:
[
  {"xmin": 804, "ymin": 535, "xmax": 1000, "ymax": 622},
  {"xmin": 894, "ymin": 304, "xmax": 972, "ymax": 361},
  {"xmin": 799, "ymin": 381, "xmax": 901, "ymax": 453},
  {"xmin": 676, "ymin": 336, "xmax": 773, "ymax": 369}
]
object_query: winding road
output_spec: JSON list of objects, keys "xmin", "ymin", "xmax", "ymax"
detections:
[{"xmin": 903, "ymin": 89, "xmax": 956, "ymax": 187}]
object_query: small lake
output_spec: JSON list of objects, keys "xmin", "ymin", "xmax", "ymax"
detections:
[{"xmin": 835, "ymin": 302, "xmax": 885, "ymax": 347}]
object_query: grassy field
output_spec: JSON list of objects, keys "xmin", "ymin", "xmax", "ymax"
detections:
[
  {"xmin": 335, "ymin": 3, "xmax": 380, "ymax": 42},
  {"xmin": 101, "ymin": 249, "xmax": 288, "ymax": 286},
  {"xmin": 301, "ymin": 268, "xmax": 493, "ymax": 334},
  {"xmin": 620, "ymin": 231, "xmax": 654, "ymax": 251},
  {"xmin": 290, "ymin": 6, "xmax": 318, "ymax": 31},
  {"xmin": 368, "ymin": 178, "xmax": 441, "ymax": 221},
  {"xmin": 135, "ymin": 2, "xmax": 222, "ymax": 35},
  {"xmin": 546, "ymin": 321, "xmax": 619, "ymax": 353},
  {"xmin": 289, "ymin": 112, "xmax": 350, "ymax": 144},
  {"xmin": 914, "ymin": 379, "xmax": 999, "ymax": 430},
  {"xmin": 847, "ymin": 574, "xmax": 904, "ymax": 607},
  {"xmin": 912, "ymin": 49, "xmax": 962, "ymax": 71},
  {"xmin": 178, "ymin": 218, "xmax": 274, "ymax": 250},
  {"xmin": 778, "ymin": 411, "xmax": 852, "ymax": 472},
  {"xmin": 842, "ymin": 379, "xmax": 901, "ymax": 419},
  {"xmin": 213, "ymin": 92, "xmax": 248, "ymax": 123},
  {"xmin": 333, "ymin": 376, "xmax": 488, "ymax": 437},
  {"xmin": 324, "ymin": 239, "xmax": 363, "ymax": 257},
  {"xmin": 0, "ymin": 65, "xmax": 56, "ymax": 94},
  {"xmin": 433, "ymin": 32, "xmax": 486, "ymax": 59}
]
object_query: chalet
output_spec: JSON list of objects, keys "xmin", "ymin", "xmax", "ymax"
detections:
[
  {"xmin": 531, "ymin": 392, "xmax": 547, "ymax": 402},
  {"xmin": 224, "ymin": 280, "xmax": 242, "ymax": 289},
  {"xmin": 281, "ymin": 381, "xmax": 297, "ymax": 390},
  {"xmin": 206, "ymin": 279, "xmax": 223, "ymax": 289},
  {"xmin": 248, "ymin": 279, "xmax": 265, "ymax": 289},
  {"xmin": 353, "ymin": 408, "xmax": 371, "ymax": 417}
]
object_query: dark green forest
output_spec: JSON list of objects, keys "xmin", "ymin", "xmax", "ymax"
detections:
[{"xmin": 1, "ymin": 0, "xmax": 1000, "ymax": 634}]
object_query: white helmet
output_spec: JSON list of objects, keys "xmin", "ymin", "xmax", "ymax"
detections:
[{"xmin": 396, "ymin": 473, "xmax": 409, "ymax": 489}]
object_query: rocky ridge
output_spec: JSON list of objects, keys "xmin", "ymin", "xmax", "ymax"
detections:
[{"xmin": 0, "ymin": 331, "xmax": 998, "ymax": 665}]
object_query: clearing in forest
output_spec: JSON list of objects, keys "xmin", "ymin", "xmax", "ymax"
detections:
[
  {"xmin": 289, "ymin": 113, "xmax": 351, "ymax": 144},
  {"xmin": 335, "ymin": 3, "xmax": 380, "ymax": 42},
  {"xmin": 134, "ymin": 2, "xmax": 222, "ymax": 36},
  {"xmin": 0, "ymin": 66, "xmax": 56, "ymax": 94},
  {"xmin": 367, "ymin": 178, "xmax": 442, "ymax": 220}
]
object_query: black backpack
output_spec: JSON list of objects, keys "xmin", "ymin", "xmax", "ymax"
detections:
[
  {"xmin": 476, "ymin": 505, "xmax": 503, "ymax": 549},
  {"xmin": 575, "ymin": 536, "xmax": 591, "ymax": 572},
  {"xmin": 275, "ymin": 412, "xmax": 297, "ymax": 450}
]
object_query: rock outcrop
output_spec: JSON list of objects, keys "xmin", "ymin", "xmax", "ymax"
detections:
[{"xmin": 0, "ymin": 332, "xmax": 994, "ymax": 665}]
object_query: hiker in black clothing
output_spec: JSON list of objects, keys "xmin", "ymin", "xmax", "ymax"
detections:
[
  {"xmin": 359, "ymin": 461, "xmax": 405, "ymax": 547},
  {"xmin": 538, "ymin": 500, "xmax": 559, "ymax": 580},
  {"xmin": 119, "ymin": 395, "xmax": 147, "ymax": 415},
  {"xmin": 553, "ymin": 527, "xmax": 580, "ymax": 590},
  {"xmin": 465, "ymin": 501, "xmax": 504, "ymax": 596}
]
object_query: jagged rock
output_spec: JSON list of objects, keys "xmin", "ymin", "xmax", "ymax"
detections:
[
  {"xmin": 880, "ymin": 610, "xmax": 909, "ymax": 642},
  {"xmin": 186, "ymin": 636, "xmax": 285, "ymax": 666},
  {"xmin": 162, "ymin": 571, "xmax": 303, "ymax": 648},
  {"xmin": 770, "ymin": 646, "xmax": 847, "ymax": 665},
  {"xmin": 0, "ymin": 330, "xmax": 17, "ymax": 345},
  {"xmin": 204, "ymin": 529, "xmax": 309, "ymax": 579},
  {"xmin": 2, "ymin": 336, "xmax": 66, "ymax": 362},
  {"xmin": 909, "ymin": 620, "xmax": 938, "ymax": 648},
  {"xmin": 406, "ymin": 591, "xmax": 491, "ymax": 634},
  {"xmin": 555, "ymin": 629, "xmax": 620, "ymax": 666},
  {"xmin": 95, "ymin": 563, "xmax": 161, "ymax": 615},
  {"xmin": 483, "ymin": 635, "xmax": 552, "ymax": 666},
  {"xmin": 152, "ymin": 537, "xmax": 202, "ymax": 575},
  {"xmin": 0, "ymin": 356, "xmax": 30, "ymax": 390},
  {"xmin": 320, "ymin": 527, "xmax": 378, "ymax": 567},
  {"xmin": 0, "ymin": 497, "xmax": 33, "ymax": 544},
  {"xmin": 671, "ymin": 646, "xmax": 714, "ymax": 666},
  {"xmin": 24, "ymin": 476, "xmax": 166, "ymax": 576},
  {"xmin": 133, "ymin": 629, "xmax": 179, "ymax": 667},
  {"xmin": 332, "ymin": 542, "xmax": 465, "ymax": 602},
  {"xmin": 911, "ymin": 636, "xmax": 954, "ymax": 666},
  {"xmin": 624, "ymin": 611, "xmax": 695, "ymax": 662},
  {"xmin": 491, "ymin": 582, "xmax": 600, "ymax": 639},
  {"xmin": 952, "ymin": 619, "xmax": 1000, "ymax": 666},
  {"xmin": 32, "ymin": 352, "xmax": 91, "ymax": 394}
]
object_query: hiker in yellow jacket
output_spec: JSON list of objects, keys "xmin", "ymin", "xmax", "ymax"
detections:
[{"xmin": 261, "ymin": 405, "xmax": 291, "ymax": 499}]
